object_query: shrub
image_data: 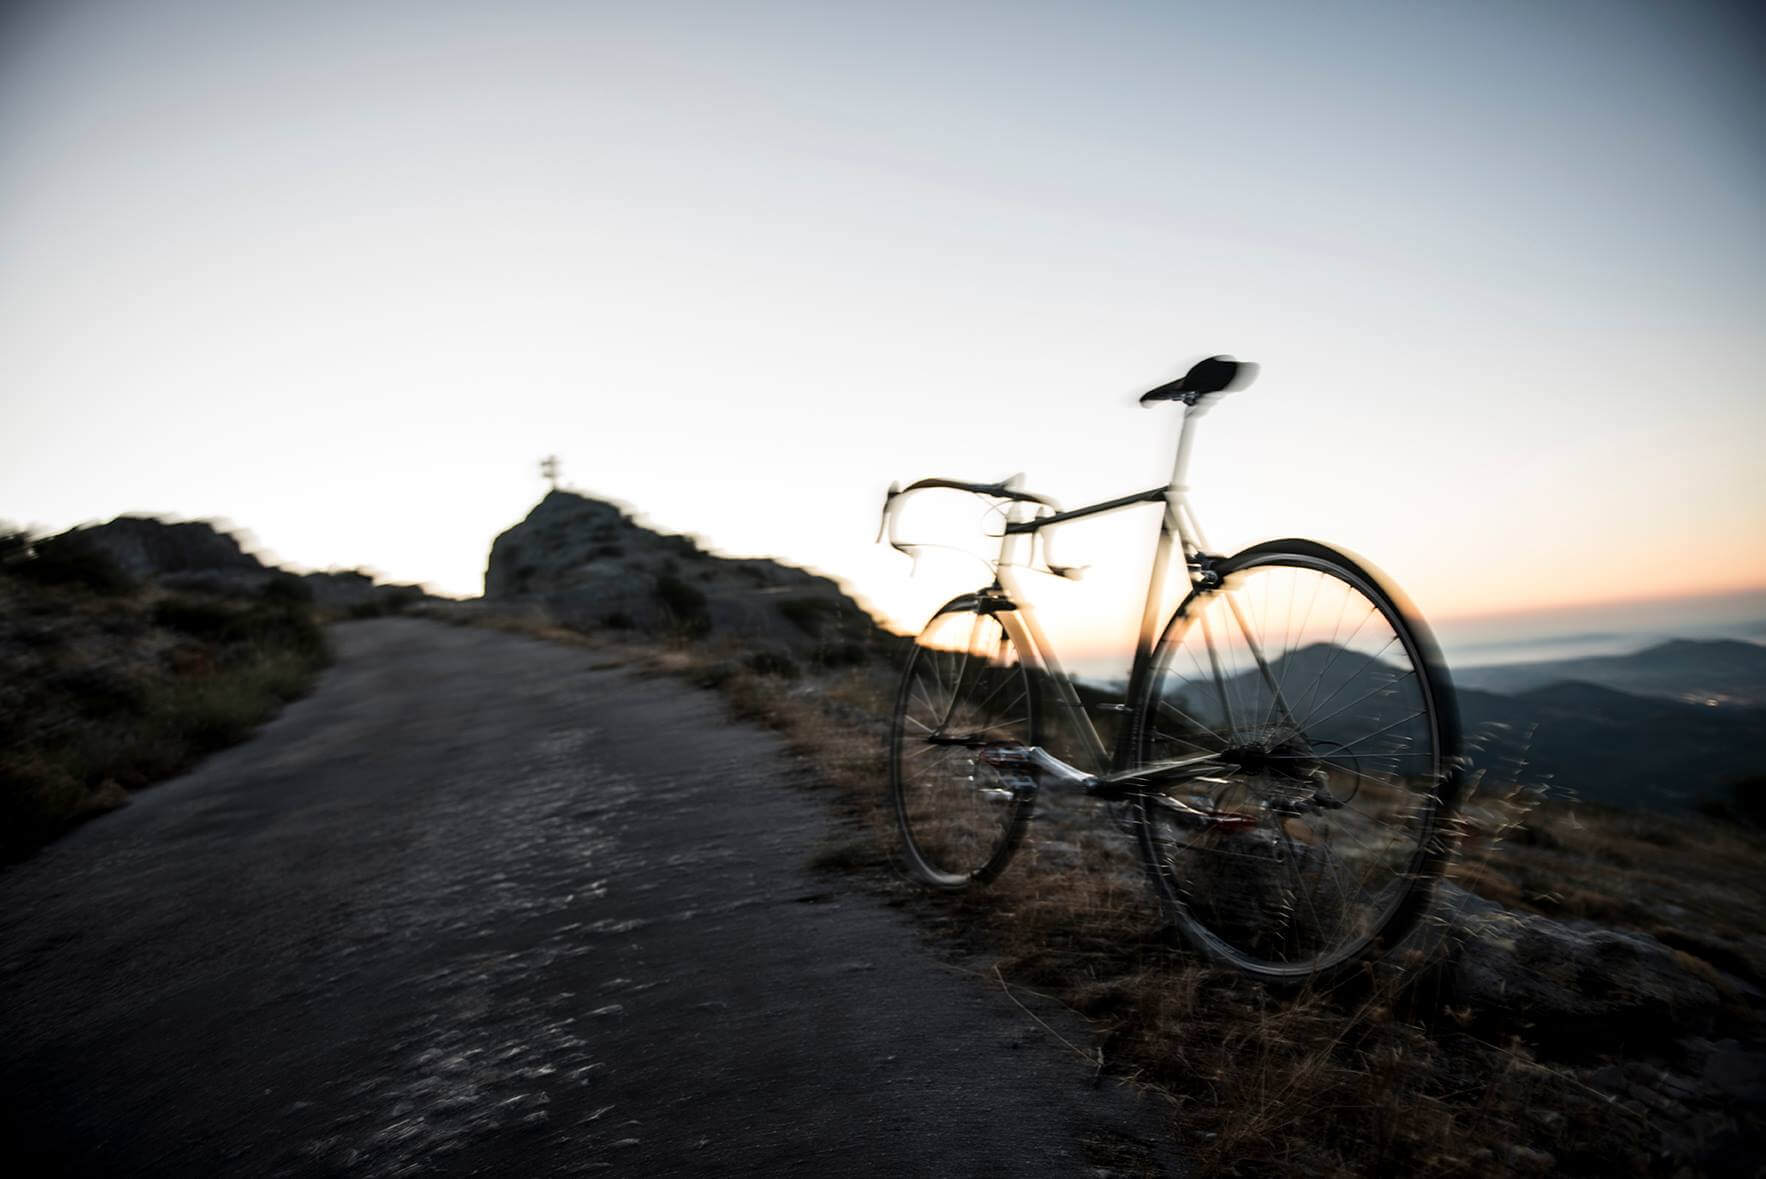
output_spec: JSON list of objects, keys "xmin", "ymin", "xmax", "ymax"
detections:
[
  {"xmin": 777, "ymin": 596, "xmax": 838, "ymax": 636},
  {"xmin": 744, "ymin": 650, "xmax": 800, "ymax": 679},
  {"xmin": 2, "ymin": 531, "xmax": 134, "ymax": 595},
  {"xmin": 246, "ymin": 604, "xmax": 325, "ymax": 657},
  {"xmin": 153, "ymin": 595, "xmax": 325, "ymax": 657},
  {"xmin": 660, "ymin": 534, "xmax": 703, "ymax": 559},
  {"xmin": 654, "ymin": 571, "xmax": 710, "ymax": 635},
  {"xmin": 54, "ymin": 665, "xmax": 150, "ymax": 719},
  {"xmin": 693, "ymin": 660, "xmax": 736, "ymax": 689},
  {"xmin": 153, "ymin": 597, "xmax": 240, "ymax": 641},
  {"xmin": 0, "ymin": 529, "xmax": 29, "ymax": 564},
  {"xmin": 380, "ymin": 587, "xmax": 422, "ymax": 614},
  {"xmin": 261, "ymin": 574, "xmax": 314, "ymax": 605},
  {"xmin": 812, "ymin": 641, "xmax": 869, "ymax": 669}
]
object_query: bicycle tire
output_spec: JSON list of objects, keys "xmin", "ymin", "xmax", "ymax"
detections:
[
  {"xmin": 889, "ymin": 593, "xmax": 1040, "ymax": 889},
  {"xmin": 1129, "ymin": 539, "xmax": 1462, "ymax": 985}
]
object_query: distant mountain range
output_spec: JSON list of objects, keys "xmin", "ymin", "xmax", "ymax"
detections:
[
  {"xmin": 1151, "ymin": 638, "xmax": 1765, "ymax": 814},
  {"xmin": 1446, "ymin": 638, "xmax": 1766, "ymax": 811},
  {"xmin": 1455, "ymin": 680, "xmax": 1766, "ymax": 812},
  {"xmin": 1454, "ymin": 638, "xmax": 1766, "ymax": 707}
]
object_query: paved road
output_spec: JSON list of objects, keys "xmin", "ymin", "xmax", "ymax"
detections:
[{"xmin": 1, "ymin": 619, "xmax": 1173, "ymax": 1175}]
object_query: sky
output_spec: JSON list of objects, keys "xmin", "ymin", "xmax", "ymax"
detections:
[{"xmin": 3, "ymin": 0, "xmax": 1762, "ymax": 667}]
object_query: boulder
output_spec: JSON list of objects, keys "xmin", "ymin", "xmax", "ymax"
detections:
[
  {"xmin": 73, "ymin": 517, "xmax": 265, "ymax": 581},
  {"xmin": 1419, "ymin": 884, "xmax": 1720, "ymax": 1042},
  {"xmin": 483, "ymin": 490, "xmax": 886, "ymax": 658}
]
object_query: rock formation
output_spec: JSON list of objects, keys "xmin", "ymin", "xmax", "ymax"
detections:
[
  {"xmin": 74, "ymin": 517, "xmax": 265, "ymax": 581},
  {"xmin": 42, "ymin": 516, "xmax": 430, "ymax": 610},
  {"xmin": 484, "ymin": 490, "xmax": 886, "ymax": 660}
]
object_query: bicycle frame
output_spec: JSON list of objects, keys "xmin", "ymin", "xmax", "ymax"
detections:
[
  {"xmin": 887, "ymin": 397, "xmax": 1295, "ymax": 799},
  {"xmin": 990, "ymin": 401, "xmax": 1209, "ymax": 780}
]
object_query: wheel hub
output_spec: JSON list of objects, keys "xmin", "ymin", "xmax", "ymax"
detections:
[{"xmin": 1215, "ymin": 738, "xmax": 1341, "ymax": 815}]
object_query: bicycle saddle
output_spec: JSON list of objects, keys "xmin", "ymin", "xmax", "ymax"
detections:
[{"xmin": 1139, "ymin": 355, "xmax": 1258, "ymax": 404}]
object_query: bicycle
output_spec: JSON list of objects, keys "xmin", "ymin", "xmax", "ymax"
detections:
[{"xmin": 877, "ymin": 356, "xmax": 1463, "ymax": 986}]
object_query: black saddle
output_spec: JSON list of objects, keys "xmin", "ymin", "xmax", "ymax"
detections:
[{"xmin": 1139, "ymin": 355, "xmax": 1258, "ymax": 404}]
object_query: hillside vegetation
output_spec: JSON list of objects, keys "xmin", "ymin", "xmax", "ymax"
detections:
[{"xmin": 0, "ymin": 527, "xmax": 330, "ymax": 860}]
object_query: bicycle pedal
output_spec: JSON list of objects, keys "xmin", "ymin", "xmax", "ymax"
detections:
[
  {"xmin": 990, "ymin": 770, "xmax": 1039, "ymax": 797},
  {"xmin": 978, "ymin": 745, "xmax": 1035, "ymax": 768}
]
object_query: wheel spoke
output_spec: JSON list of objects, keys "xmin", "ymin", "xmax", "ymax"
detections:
[
  {"xmin": 890, "ymin": 601, "xmax": 1036, "ymax": 890},
  {"xmin": 1131, "ymin": 553, "xmax": 1452, "ymax": 978}
]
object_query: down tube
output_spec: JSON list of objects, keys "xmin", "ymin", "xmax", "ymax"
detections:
[{"xmin": 991, "ymin": 574, "xmax": 1111, "ymax": 773}]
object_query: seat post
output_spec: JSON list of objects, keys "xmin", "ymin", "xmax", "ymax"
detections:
[{"xmin": 1169, "ymin": 401, "xmax": 1201, "ymax": 497}]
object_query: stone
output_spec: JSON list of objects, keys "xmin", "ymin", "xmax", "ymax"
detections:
[
  {"xmin": 1703, "ymin": 1039, "xmax": 1766, "ymax": 1103},
  {"xmin": 1444, "ymin": 903, "xmax": 1720, "ymax": 1042},
  {"xmin": 483, "ymin": 490, "xmax": 886, "ymax": 656},
  {"xmin": 74, "ymin": 516, "xmax": 265, "ymax": 580}
]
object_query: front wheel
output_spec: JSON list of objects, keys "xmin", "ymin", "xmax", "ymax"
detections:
[
  {"xmin": 889, "ymin": 594, "xmax": 1039, "ymax": 889},
  {"xmin": 1129, "ymin": 540, "xmax": 1462, "ymax": 985}
]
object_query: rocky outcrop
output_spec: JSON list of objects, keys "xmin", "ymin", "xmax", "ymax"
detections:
[
  {"xmin": 484, "ymin": 490, "xmax": 886, "ymax": 659},
  {"xmin": 41, "ymin": 516, "xmax": 436, "ymax": 610},
  {"xmin": 1394, "ymin": 883, "xmax": 1748, "ymax": 1170},
  {"xmin": 1409, "ymin": 883, "xmax": 1722, "ymax": 1041},
  {"xmin": 1447, "ymin": 896, "xmax": 1721, "ymax": 1039},
  {"xmin": 299, "ymin": 571, "xmax": 431, "ymax": 612},
  {"xmin": 73, "ymin": 517, "xmax": 265, "ymax": 581}
]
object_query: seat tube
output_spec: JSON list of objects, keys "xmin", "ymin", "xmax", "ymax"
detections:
[{"xmin": 1116, "ymin": 406, "xmax": 1194, "ymax": 769}]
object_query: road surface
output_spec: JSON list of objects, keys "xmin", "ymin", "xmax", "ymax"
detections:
[{"xmin": 0, "ymin": 619, "xmax": 1173, "ymax": 1175}]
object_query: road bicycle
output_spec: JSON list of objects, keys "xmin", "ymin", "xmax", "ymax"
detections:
[{"xmin": 877, "ymin": 356, "xmax": 1463, "ymax": 985}]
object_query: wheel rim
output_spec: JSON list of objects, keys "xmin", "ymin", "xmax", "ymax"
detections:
[
  {"xmin": 892, "ymin": 605, "xmax": 1034, "ymax": 886},
  {"xmin": 1136, "ymin": 554, "xmax": 1444, "ymax": 977}
]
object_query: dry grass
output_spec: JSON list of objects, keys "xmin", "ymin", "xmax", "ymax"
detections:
[{"xmin": 438, "ymin": 605, "xmax": 1765, "ymax": 1175}]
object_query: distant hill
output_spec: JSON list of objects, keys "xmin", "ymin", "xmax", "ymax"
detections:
[
  {"xmin": 1456, "ymin": 681, "xmax": 1766, "ymax": 812},
  {"xmin": 1165, "ymin": 640, "xmax": 1766, "ymax": 813},
  {"xmin": 1454, "ymin": 638, "xmax": 1766, "ymax": 707}
]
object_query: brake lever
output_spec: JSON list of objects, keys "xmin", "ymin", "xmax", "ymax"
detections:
[
  {"xmin": 1034, "ymin": 509, "xmax": 1085, "ymax": 580},
  {"xmin": 874, "ymin": 482, "xmax": 901, "ymax": 544}
]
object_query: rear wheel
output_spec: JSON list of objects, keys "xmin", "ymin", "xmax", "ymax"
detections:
[
  {"xmin": 890, "ymin": 594, "xmax": 1039, "ymax": 889},
  {"xmin": 1130, "ymin": 540, "xmax": 1461, "ymax": 984}
]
